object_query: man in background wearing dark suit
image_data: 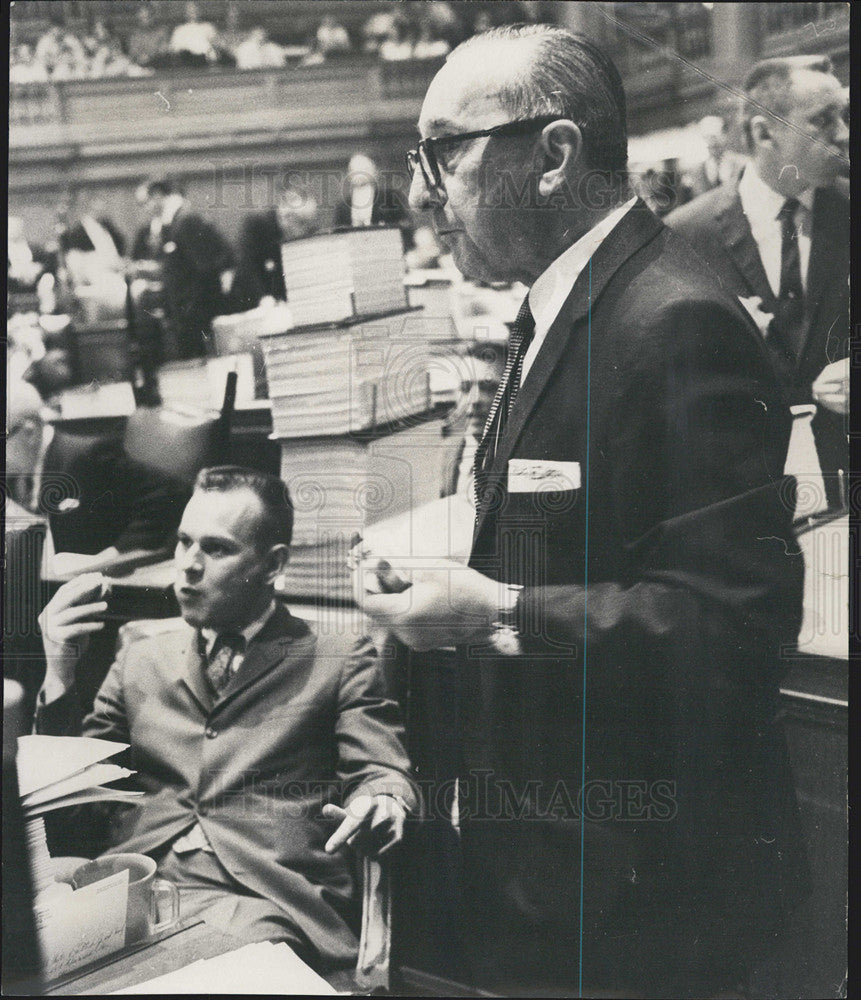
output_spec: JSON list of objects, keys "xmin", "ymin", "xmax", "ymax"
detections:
[
  {"xmin": 363, "ymin": 25, "xmax": 807, "ymax": 997},
  {"xmin": 232, "ymin": 182, "xmax": 320, "ymax": 311},
  {"xmin": 439, "ymin": 340, "xmax": 506, "ymax": 502},
  {"xmin": 668, "ymin": 56, "xmax": 849, "ymax": 506},
  {"xmin": 333, "ymin": 153, "xmax": 415, "ymax": 251},
  {"xmin": 144, "ymin": 178, "xmax": 235, "ymax": 359},
  {"xmin": 6, "ymin": 379, "xmax": 188, "ymax": 560},
  {"xmin": 35, "ymin": 466, "xmax": 418, "ymax": 972}
]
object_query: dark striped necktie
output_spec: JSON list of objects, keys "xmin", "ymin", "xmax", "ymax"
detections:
[
  {"xmin": 776, "ymin": 197, "xmax": 805, "ymax": 357},
  {"xmin": 473, "ymin": 295, "xmax": 536, "ymax": 508},
  {"xmin": 204, "ymin": 632, "xmax": 245, "ymax": 696}
]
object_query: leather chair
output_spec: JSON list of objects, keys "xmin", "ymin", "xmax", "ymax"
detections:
[{"xmin": 122, "ymin": 372, "xmax": 236, "ymax": 486}]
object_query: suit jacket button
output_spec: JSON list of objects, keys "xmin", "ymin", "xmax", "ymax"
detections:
[{"xmin": 205, "ymin": 727, "xmax": 218, "ymax": 739}]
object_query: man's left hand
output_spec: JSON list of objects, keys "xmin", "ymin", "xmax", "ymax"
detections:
[{"xmin": 322, "ymin": 794, "xmax": 407, "ymax": 858}]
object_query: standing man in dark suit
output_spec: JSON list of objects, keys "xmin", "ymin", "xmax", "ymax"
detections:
[
  {"xmin": 668, "ymin": 56, "xmax": 849, "ymax": 506},
  {"xmin": 362, "ymin": 25, "xmax": 807, "ymax": 996},
  {"xmin": 333, "ymin": 153, "xmax": 415, "ymax": 251},
  {"xmin": 144, "ymin": 178, "xmax": 235, "ymax": 359},
  {"xmin": 6, "ymin": 379, "xmax": 189, "ymax": 560},
  {"xmin": 232, "ymin": 182, "xmax": 320, "ymax": 311},
  {"xmin": 36, "ymin": 466, "xmax": 418, "ymax": 972}
]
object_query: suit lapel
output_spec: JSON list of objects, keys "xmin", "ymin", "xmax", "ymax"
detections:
[
  {"xmin": 215, "ymin": 605, "xmax": 309, "ymax": 708},
  {"xmin": 178, "ymin": 625, "xmax": 213, "ymax": 714},
  {"xmin": 472, "ymin": 200, "xmax": 663, "ymax": 544},
  {"xmin": 802, "ymin": 187, "xmax": 845, "ymax": 355},
  {"xmin": 714, "ymin": 189, "xmax": 776, "ymax": 306}
]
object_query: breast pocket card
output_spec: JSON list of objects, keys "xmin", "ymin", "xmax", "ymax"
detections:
[{"xmin": 507, "ymin": 459, "xmax": 581, "ymax": 493}]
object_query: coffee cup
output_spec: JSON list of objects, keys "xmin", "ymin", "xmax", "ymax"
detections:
[{"xmin": 71, "ymin": 853, "xmax": 180, "ymax": 946}]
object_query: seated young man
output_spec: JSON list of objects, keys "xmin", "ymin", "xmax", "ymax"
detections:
[{"xmin": 36, "ymin": 466, "xmax": 419, "ymax": 972}]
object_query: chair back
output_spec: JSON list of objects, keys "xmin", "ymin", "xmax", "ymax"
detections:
[{"xmin": 123, "ymin": 372, "xmax": 236, "ymax": 486}]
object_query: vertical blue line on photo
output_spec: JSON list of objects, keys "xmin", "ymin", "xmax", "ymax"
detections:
[{"xmin": 578, "ymin": 258, "xmax": 593, "ymax": 998}]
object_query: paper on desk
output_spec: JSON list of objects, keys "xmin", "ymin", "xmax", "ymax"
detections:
[
  {"xmin": 16, "ymin": 735, "xmax": 130, "ymax": 797},
  {"xmin": 22, "ymin": 763, "xmax": 135, "ymax": 807},
  {"xmin": 36, "ymin": 868, "xmax": 128, "ymax": 982},
  {"xmin": 111, "ymin": 941, "xmax": 339, "ymax": 994}
]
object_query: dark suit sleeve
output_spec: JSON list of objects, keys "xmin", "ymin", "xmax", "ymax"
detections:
[
  {"xmin": 232, "ymin": 213, "xmax": 271, "ymax": 309},
  {"xmin": 335, "ymin": 637, "xmax": 420, "ymax": 814},
  {"xmin": 175, "ymin": 213, "xmax": 234, "ymax": 275},
  {"xmin": 517, "ymin": 297, "xmax": 802, "ymax": 674},
  {"xmin": 35, "ymin": 640, "xmax": 131, "ymax": 744}
]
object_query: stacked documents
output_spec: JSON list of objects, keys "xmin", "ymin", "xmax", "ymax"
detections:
[
  {"xmin": 275, "ymin": 418, "xmax": 445, "ymax": 599},
  {"xmin": 260, "ymin": 316, "xmax": 431, "ymax": 438},
  {"xmin": 280, "ymin": 227, "xmax": 407, "ymax": 327}
]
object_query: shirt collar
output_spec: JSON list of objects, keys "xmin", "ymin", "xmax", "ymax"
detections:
[
  {"xmin": 201, "ymin": 599, "xmax": 277, "ymax": 658},
  {"xmin": 738, "ymin": 163, "xmax": 814, "ymax": 225},
  {"xmin": 528, "ymin": 197, "xmax": 637, "ymax": 335}
]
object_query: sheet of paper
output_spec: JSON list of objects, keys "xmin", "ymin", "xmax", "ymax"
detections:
[
  {"xmin": 111, "ymin": 941, "xmax": 339, "ymax": 995},
  {"xmin": 22, "ymin": 763, "xmax": 135, "ymax": 807},
  {"xmin": 35, "ymin": 869, "xmax": 128, "ymax": 982},
  {"xmin": 24, "ymin": 786, "xmax": 144, "ymax": 819},
  {"xmin": 16, "ymin": 735, "xmax": 130, "ymax": 797}
]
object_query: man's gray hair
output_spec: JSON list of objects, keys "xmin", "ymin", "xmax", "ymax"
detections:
[{"xmin": 454, "ymin": 24, "xmax": 628, "ymax": 176}]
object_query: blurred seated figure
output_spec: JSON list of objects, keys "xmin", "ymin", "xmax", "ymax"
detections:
[
  {"xmin": 379, "ymin": 14, "xmax": 415, "ymax": 61},
  {"xmin": 35, "ymin": 466, "xmax": 419, "ymax": 973},
  {"xmin": 169, "ymin": 0, "xmax": 220, "ymax": 66},
  {"xmin": 684, "ymin": 115, "xmax": 747, "ymax": 200},
  {"xmin": 6, "ymin": 379, "xmax": 191, "ymax": 566},
  {"xmin": 233, "ymin": 182, "xmax": 319, "ymax": 311},
  {"xmin": 316, "ymin": 14, "xmax": 352, "ymax": 57},
  {"xmin": 34, "ymin": 17, "xmax": 87, "ymax": 78},
  {"xmin": 414, "ymin": 1, "xmax": 462, "ymax": 58},
  {"xmin": 9, "ymin": 44, "xmax": 50, "ymax": 83},
  {"xmin": 126, "ymin": 1, "xmax": 170, "ymax": 69},
  {"xmin": 218, "ymin": 2, "xmax": 248, "ymax": 60},
  {"xmin": 7, "ymin": 313, "xmax": 75, "ymax": 402},
  {"xmin": 234, "ymin": 27, "xmax": 286, "ymax": 70},
  {"xmin": 439, "ymin": 341, "xmax": 506, "ymax": 501},
  {"xmin": 8, "ymin": 216, "xmax": 48, "ymax": 294},
  {"xmin": 334, "ymin": 153, "xmax": 414, "ymax": 250},
  {"xmin": 361, "ymin": 10, "xmax": 398, "ymax": 54}
]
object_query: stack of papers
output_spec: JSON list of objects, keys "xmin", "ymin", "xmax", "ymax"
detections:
[
  {"xmin": 111, "ymin": 941, "xmax": 338, "ymax": 994},
  {"xmin": 275, "ymin": 418, "xmax": 445, "ymax": 599},
  {"xmin": 17, "ymin": 735, "xmax": 143, "ymax": 818},
  {"xmin": 260, "ymin": 315, "xmax": 430, "ymax": 438},
  {"xmin": 280, "ymin": 227, "xmax": 407, "ymax": 327}
]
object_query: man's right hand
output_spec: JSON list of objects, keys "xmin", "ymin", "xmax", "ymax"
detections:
[{"xmin": 38, "ymin": 572, "xmax": 109, "ymax": 695}]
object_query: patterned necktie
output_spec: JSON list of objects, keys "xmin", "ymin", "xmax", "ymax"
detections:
[
  {"xmin": 204, "ymin": 632, "xmax": 245, "ymax": 696},
  {"xmin": 473, "ymin": 296, "xmax": 536, "ymax": 508},
  {"xmin": 776, "ymin": 197, "xmax": 805, "ymax": 357}
]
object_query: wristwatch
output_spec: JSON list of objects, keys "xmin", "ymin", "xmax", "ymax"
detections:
[{"xmin": 490, "ymin": 584, "xmax": 523, "ymax": 653}]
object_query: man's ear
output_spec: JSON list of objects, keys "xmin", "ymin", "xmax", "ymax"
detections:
[
  {"xmin": 748, "ymin": 114, "xmax": 774, "ymax": 150},
  {"xmin": 263, "ymin": 543, "xmax": 290, "ymax": 583},
  {"xmin": 538, "ymin": 121, "xmax": 583, "ymax": 198}
]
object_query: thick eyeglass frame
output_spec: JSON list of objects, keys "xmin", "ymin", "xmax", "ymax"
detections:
[{"xmin": 405, "ymin": 115, "xmax": 561, "ymax": 190}]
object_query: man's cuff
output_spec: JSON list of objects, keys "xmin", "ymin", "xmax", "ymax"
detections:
[{"xmin": 39, "ymin": 671, "xmax": 73, "ymax": 708}]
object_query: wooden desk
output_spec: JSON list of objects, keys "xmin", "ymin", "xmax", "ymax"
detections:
[{"xmin": 39, "ymin": 919, "xmax": 356, "ymax": 996}]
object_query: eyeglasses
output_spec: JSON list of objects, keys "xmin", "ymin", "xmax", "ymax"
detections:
[{"xmin": 405, "ymin": 115, "xmax": 560, "ymax": 190}]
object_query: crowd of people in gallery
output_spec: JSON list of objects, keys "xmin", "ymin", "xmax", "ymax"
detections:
[{"xmin": 9, "ymin": 0, "xmax": 526, "ymax": 82}]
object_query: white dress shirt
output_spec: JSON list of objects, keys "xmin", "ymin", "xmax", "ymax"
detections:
[
  {"xmin": 523, "ymin": 197, "xmax": 637, "ymax": 384},
  {"xmin": 737, "ymin": 165, "xmax": 813, "ymax": 297},
  {"xmin": 350, "ymin": 183, "xmax": 376, "ymax": 227}
]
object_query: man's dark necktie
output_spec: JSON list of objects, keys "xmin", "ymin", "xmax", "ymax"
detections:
[
  {"xmin": 473, "ymin": 296, "xmax": 536, "ymax": 508},
  {"xmin": 776, "ymin": 197, "xmax": 805, "ymax": 358},
  {"xmin": 204, "ymin": 632, "xmax": 245, "ymax": 696}
]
